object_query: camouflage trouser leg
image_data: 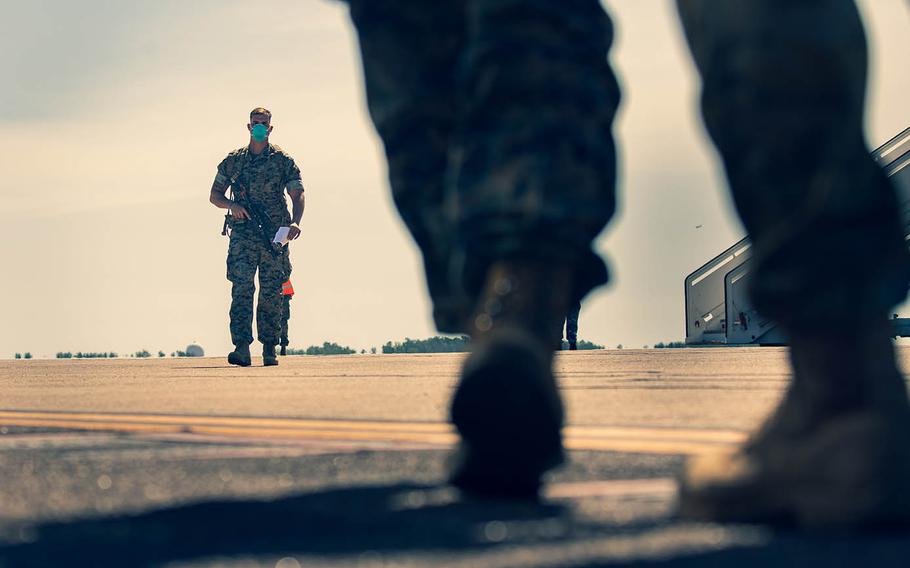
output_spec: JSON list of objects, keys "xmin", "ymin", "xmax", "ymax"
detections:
[
  {"xmin": 348, "ymin": 0, "xmax": 468, "ymax": 332},
  {"xmin": 227, "ymin": 234, "xmax": 290, "ymax": 347},
  {"xmin": 280, "ymin": 296, "xmax": 291, "ymax": 347},
  {"xmin": 256, "ymin": 247, "xmax": 290, "ymax": 347},
  {"xmin": 455, "ymin": 0, "xmax": 619, "ymax": 300},
  {"xmin": 347, "ymin": 0, "xmax": 619, "ymax": 326},
  {"xmin": 565, "ymin": 300, "xmax": 581, "ymax": 343},
  {"xmin": 677, "ymin": 0, "xmax": 910, "ymax": 328},
  {"xmin": 227, "ymin": 235, "xmax": 257, "ymax": 347}
]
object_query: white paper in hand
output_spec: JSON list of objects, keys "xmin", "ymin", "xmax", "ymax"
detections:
[{"xmin": 273, "ymin": 226, "xmax": 291, "ymax": 246}]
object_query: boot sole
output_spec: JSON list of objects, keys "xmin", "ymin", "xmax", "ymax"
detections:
[
  {"xmin": 227, "ymin": 354, "xmax": 251, "ymax": 367},
  {"xmin": 449, "ymin": 330, "xmax": 564, "ymax": 499}
]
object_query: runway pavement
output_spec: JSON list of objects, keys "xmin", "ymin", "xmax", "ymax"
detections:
[{"xmin": 1, "ymin": 348, "xmax": 909, "ymax": 567}]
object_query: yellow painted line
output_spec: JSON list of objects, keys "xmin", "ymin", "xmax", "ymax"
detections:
[
  {"xmin": 0, "ymin": 410, "xmax": 745, "ymax": 441},
  {"xmin": 0, "ymin": 409, "xmax": 746, "ymax": 455},
  {"xmin": 565, "ymin": 437, "xmax": 734, "ymax": 455},
  {"xmin": 0, "ymin": 410, "xmax": 451, "ymax": 434},
  {"xmin": 565, "ymin": 425, "xmax": 746, "ymax": 444},
  {"xmin": 0, "ymin": 417, "xmax": 458, "ymax": 445},
  {"xmin": 189, "ymin": 425, "xmax": 458, "ymax": 445},
  {"xmin": 0, "ymin": 417, "xmax": 189, "ymax": 436},
  {"xmin": 545, "ymin": 478, "xmax": 676, "ymax": 499}
]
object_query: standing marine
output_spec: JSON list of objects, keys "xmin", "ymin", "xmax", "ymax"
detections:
[{"xmin": 209, "ymin": 107, "xmax": 305, "ymax": 367}]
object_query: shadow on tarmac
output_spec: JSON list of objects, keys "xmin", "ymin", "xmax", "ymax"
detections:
[
  {"xmin": 2, "ymin": 482, "xmax": 910, "ymax": 567},
  {"xmin": 609, "ymin": 538, "xmax": 910, "ymax": 568},
  {"xmin": 0, "ymin": 483, "xmax": 577, "ymax": 567}
]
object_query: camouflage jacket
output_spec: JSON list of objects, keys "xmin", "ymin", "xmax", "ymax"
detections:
[{"xmin": 213, "ymin": 144, "xmax": 304, "ymax": 235}]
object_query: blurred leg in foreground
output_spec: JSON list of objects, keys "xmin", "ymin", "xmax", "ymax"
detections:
[
  {"xmin": 676, "ymin": 0, "xmax": 910, "ymax": 527},
  {"xmin": 347, "ymin": 0, "xmax": 619, "ymax": 497},
  {"xmin": 346, "ymin": 0, "xmax": 468, "ymax": 333}
]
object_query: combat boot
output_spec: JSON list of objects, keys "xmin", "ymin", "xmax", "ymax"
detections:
[
  {"xmin": 263, "ymin": 344, "xmax": 279, "ymax": 367},
  {"xmin": 677, "ymin": 317, "xmax": 910, "ymax": 528},
  {"xmin": 228, "ymin": 343, "xmax": 252, "ymax": 367},
  {"xmin": 568, "ymin": 340, "xmax": 577, "ymax": 351},
  {"xmin": 449, "ymin": 260, "xmax": 573, "ymax": 499},
  {"xmin": 280, "ymin": 345, "xmax": 287, "ymax": 356}
]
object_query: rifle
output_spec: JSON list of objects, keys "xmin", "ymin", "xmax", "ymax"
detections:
[
  {"xmin": 227, "ymin": 187, "xmax": 286, "ymax": 258},
  {"xmin": 220, "ymin": 169, "xmax": 241, "ymax": 238},
  {"xmin": 221, "ymin": 211, "xmax": 231, "ymax": 236}
]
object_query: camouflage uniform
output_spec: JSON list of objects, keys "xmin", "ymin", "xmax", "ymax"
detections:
[
  {"xmin": 213, "ymin": 144, "xmax": 303, "ymax": 347},
  {"xmin": 345, "ymin": 0, "xmax": 910, "ymax": 334}
]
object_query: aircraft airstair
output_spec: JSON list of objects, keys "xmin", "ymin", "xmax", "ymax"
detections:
[{"xmin": 685, "ymin": 126, "xmax": 910, "ymax": 345}]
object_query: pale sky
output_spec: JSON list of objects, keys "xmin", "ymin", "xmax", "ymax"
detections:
[{"xmin": 1, "ymin": 1, "xmax": 909, "ymax": 358}]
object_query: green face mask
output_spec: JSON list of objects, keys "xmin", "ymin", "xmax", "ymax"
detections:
[{"xmin": 251, "ymin": 123, "xmax": 269, "ymax": 142}]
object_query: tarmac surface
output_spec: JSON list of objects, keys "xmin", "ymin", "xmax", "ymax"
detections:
[{"xmin": 1, "ymin": 348, "xmax": 909, "ymax": 567}]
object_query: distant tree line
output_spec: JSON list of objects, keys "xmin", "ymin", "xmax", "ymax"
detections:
[
  {"xmin": 653, "ymin": 341, "xmax": 687, "ymax": 348},
  {"xmin": 133, "ymin": 349, "xmax": 168, "ymax": 358},
  {"xmin": 56, "ymin": 352, "xmax": 118, "ymax": 359},
  {"xmin": 286, "ymin": 342, "xmax": 357, "ymax": 356},
  {"xmin": 41, "ymin": 349, "xmax": 194, "ymax": 360},
  {"xmin": 14, "ymin": 353, "xmax": 32, "ymax": 359},
  {"xmin": 561, "ymin": 339, "xmax": 604, "ymax": 350},
  {"xmin": 382, "ymin": 336, "xmax": 470, "ymax": 354}
]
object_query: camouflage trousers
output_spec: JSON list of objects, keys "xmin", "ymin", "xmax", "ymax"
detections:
[
  {"xmin": 226, "ymin": 230, "xmax": 291, "ymax": 347},
  {"xmin": 346, "ymin": 0, "xmax": 910, "ymax": 332},
  {"xmin": 565, "ymin": 301, "xmax": 581, "ymax": 344},
  {"xmin": 280, "ymin": 296, "xmax": 291, "ymax": 347}
]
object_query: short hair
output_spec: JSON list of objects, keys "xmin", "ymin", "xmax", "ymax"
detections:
[{"xmin": 250, "ymin": 107, "xmax": 272, "ymax": 122}]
